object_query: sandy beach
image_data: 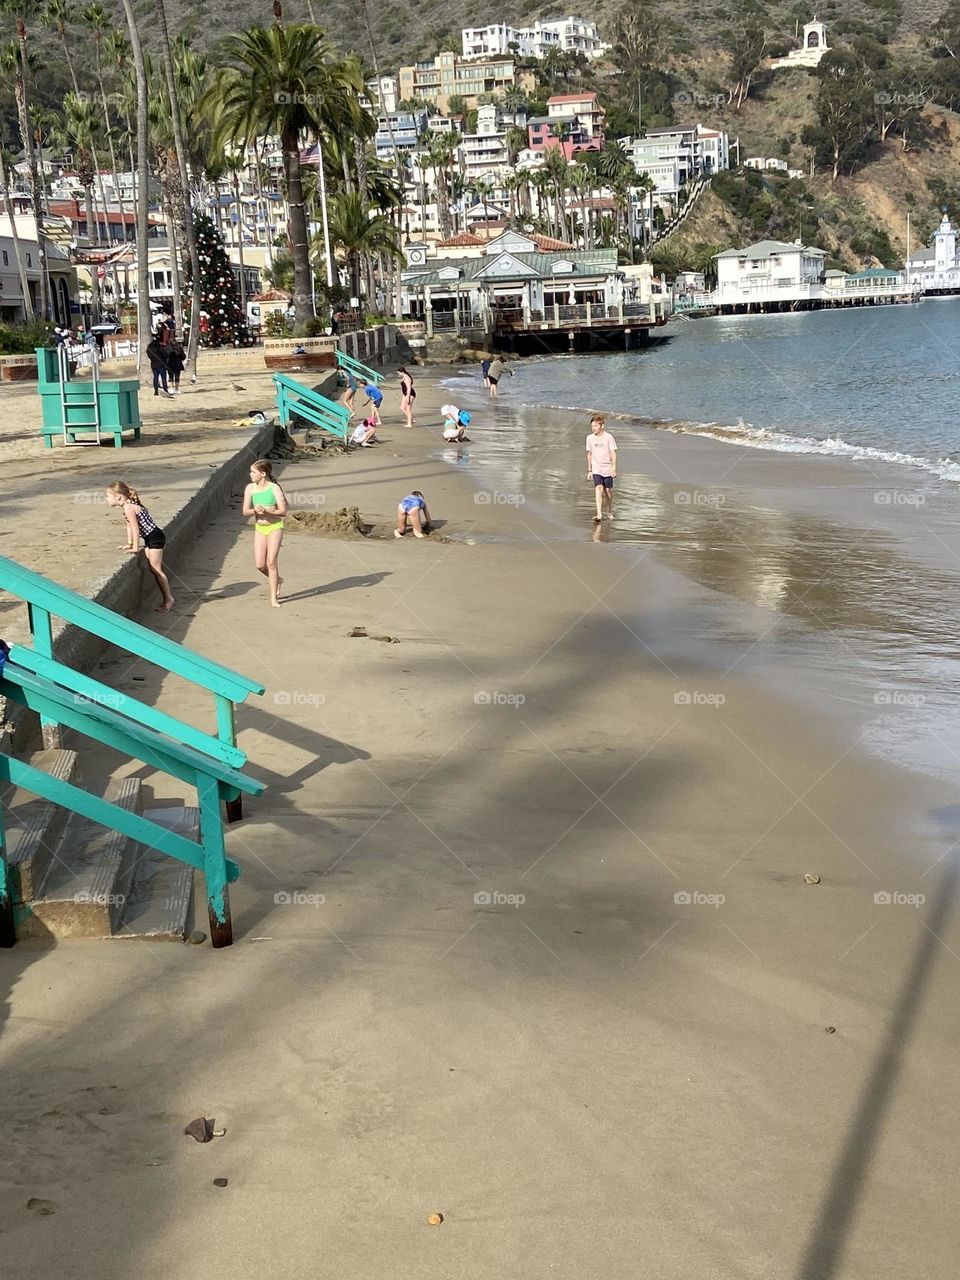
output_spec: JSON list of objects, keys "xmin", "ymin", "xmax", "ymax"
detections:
[{"xmin": 1, "ymin": 363, "xmax": 959, "ymax": 1278}]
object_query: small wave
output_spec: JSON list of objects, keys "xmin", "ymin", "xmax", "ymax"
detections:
[{"xmin": 657, "ymin": 418, "xmax": 960, "ymax": 484}]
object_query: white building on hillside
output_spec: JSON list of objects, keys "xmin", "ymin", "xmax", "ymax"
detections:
[
  {"xmin": 462, "ymin": 16, "xmax": 606, "ymax": 60},
  {"xmin": 714, "ymin": 239, "xmax": 826, "ymax": 304},
  {"xmin": 460, "ymin": 103, "xmax": 509, "ymax": 179},
  {"xmin": 907, "ymin": 212, "xmax": 960, "ymax": 292},
  {"xmin": 628, "ymin": 123, "xmax": 730, "ymax": 197},
  {"xmin": 770, "ymin": 18, "xmax": 830, "ymax": 70}
]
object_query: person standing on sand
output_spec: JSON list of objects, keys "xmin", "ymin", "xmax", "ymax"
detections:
[
  {"xmin": 105, "ymin": 481, "xmax": 176, "ymax": 612},
  {"xmin": 481, "ymin": 358, "xmax": 491, "ymax": 388},
  {"xmin": 586, "ymin": 414, "xmax": 617, "ymax": 523},
  {"xmin": 343, "ymin": 370, "xmax": 358, "ymax": 416},
  {"xmin": 362, "ymin": 382, "xmax": 383, "ymax": 425},
  {"xmin": 243, "ymin": 460, "xmax": 288, "ymax": 607},
  {"xmin": 487, "ymin": 356, "xmax": 513, "ymax": 399},
  {"xmin": 146, "ymin": 337, "xmax": 173, "ymax": 398},
  {"xmin": 398, "ymin": 366, "xmax": 416, "ymax": 428}
]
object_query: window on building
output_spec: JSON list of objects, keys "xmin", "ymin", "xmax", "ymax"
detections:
[
  {"xmin": 1, "ymin": 250, "xmax": 7, "ymax": 266},
  {"xmin": 26, "ymin": 252, "xmax": 32, "ymax": 266}
]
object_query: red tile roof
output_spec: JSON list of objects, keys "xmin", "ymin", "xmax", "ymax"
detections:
[
  {"xmin": 437, "ymin": 233, "xmax": 485, "ymax": 247},
  {"xmin": 529, "ymin": 232, "xmax": 575, "ymax": 250},
  {"xmin": 547, "ymin": 92, "xmax": 599, "ymax": 104}
]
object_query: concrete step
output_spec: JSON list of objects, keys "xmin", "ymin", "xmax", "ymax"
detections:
[
  {"xmin": 114, "ymin": 806, "xmax": 196, "ymax": 942},
  {"xmin": 2, "ymin": 749, "xmax": 80, "ymax": 905},
  {"xmin": 19, "ymin": 776, "xmax": 141, "ymax": 940}
]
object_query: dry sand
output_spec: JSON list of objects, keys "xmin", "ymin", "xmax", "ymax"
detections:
[{"xmin": 1, "ymin": 366, "xmax": 958, "ymax": 1279}]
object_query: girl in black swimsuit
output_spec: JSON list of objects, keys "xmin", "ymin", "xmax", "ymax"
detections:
[
  {"xmin": 105, "ymin": 481, "xmax": 175, "ymax": 612},
  {"xmin": 398, "ymin": 366, "xmax": 416, "ymax": 429}
]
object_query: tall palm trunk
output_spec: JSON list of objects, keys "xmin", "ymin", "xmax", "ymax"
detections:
[
  {"xmin": 282, "ymin": 128, "xmax": 312, "ymax": 326},
  {"xmin": 155, "ymin": 0, "xmax": 203, "ymax": 373},
  {"xmin": 0, "ymin": 148, "xmax": 35, "ymax": 321},
  {"xmin": 94, "ymin": 63, "xmax": 128, "ymax": 247},
  {"xmin": 233, "ymin": 168, "xmax": 248, "ymax": 313},
  {"xmin": 84, "ymin": 184, "xmax": 102, "ymax": 322},
  {"xmin": 13, "ymin": 22, "xmax": 48, "ymax": 319},
  {"xmin": 163, "ymin": 188, "xmax": 183, "ymax": 331},
  {"xmin": 360, "ymin": 0, "xmax": 402, "ymax": 320},
  {"xmin": 118, "ymin": 0, "xmax": 150, "ymax": 375}
]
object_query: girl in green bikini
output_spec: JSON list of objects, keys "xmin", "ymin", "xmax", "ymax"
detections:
[{"xmin": 243, "ymin": 459, "xmax": 288, "ymax": 607}]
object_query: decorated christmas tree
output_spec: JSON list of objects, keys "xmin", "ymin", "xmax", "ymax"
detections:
[{"xmin": 187, "ymin": 215, "xmax": 251, "ymax": 347}]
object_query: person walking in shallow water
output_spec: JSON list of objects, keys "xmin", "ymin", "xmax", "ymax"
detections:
[
  {"xmin": 486, "ymin": 356, "xmax": 513, "ymax": 399},
  {"xmin": 586, "ymin": 414, "xmax": 617, "ymax": 523},
  {"xmin": 243, "ymin": 459, "xmax": 287, "ymax": 607}
]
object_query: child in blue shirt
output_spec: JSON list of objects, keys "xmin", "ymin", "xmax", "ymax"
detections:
[{"xmin": 362, "ymin": 383, "xmax": 383, "ymax": 424}]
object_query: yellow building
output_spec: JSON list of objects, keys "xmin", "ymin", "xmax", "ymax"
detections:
[{"xmin": 398, "ymin": 52, "xmax": 536, "ymax": 113}]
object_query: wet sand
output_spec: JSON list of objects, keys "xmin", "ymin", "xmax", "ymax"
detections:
[{"xmin": 1, "ymin": 369, "xmax": 959, "ymax": 1278}]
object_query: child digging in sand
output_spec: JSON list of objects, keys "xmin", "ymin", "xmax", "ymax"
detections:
[
  {"xmin": 395, "ymin": 491, "xmax": 432, "ymax": 538},
  {"xmin": 105, "ymin": 481, "xmax": 176, "ymax": 612}
]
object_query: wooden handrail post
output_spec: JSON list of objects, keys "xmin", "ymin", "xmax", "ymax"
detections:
[
  {"xmin": 199, "ymin": 774, "xmax": 233, "ymax": 948},
  {"xmin": 27, "ymin": 604, "xmax": 62, "ymax": 749}
]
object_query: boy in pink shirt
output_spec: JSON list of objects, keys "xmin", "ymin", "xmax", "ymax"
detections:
[{"xmin": 585, "ymin": 414, "xmax": 617, "ymax": 522}]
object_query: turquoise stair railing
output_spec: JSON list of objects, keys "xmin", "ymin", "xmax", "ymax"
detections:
[
  {"xmin": 273, "ymin": 373, "xmax": 350, "ymax": 441},
  {"xmin": 335, "ymin": 349, "xmax": 383, "ymax": 387},
  {"xmin": 0, "ymin": 554, "xmax": 265, "ymax": 948}
]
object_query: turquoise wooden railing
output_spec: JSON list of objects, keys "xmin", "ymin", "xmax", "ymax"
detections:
[
  {"xmin": 0, "ymin": 554, "xmax": 266, "ymax": 948},
  {"xmin": 335, "ymin": 349, "xmax": 382, "ymax": 387},
  {"xmin": 273, "ymin": 373, "xmax": 350, "ymax": 440}
]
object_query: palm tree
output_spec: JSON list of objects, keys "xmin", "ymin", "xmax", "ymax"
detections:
[
  {"xmin": 504, "ymin": 124, "xmax": 527, "ymax": 167},
  {"xmin": 323, "ymin": 189, "xmax": 399, "ymax": 303},
  {"xmin": 424, "ymin": 130, "xmax": 460, "ymax": 239},
  {"xmin": 116, "ymin": 0, "xmax": 150, "ymax": 373},
  {"xmin": 79, "ymin": 3, "xmax": 130, "ymax": 249},
  {"xmin": 153, "ymin": 0, "xmax": 203, "ymax": 375},
  {"xmin": 50, "ymin": 92, "xmax": 103, "ymax": 320},
  {"xmin": 208, "ymin": 23, "xmax": 342, "ymax": 328},
  {"xmin": 42, "ymin": 0, "xmax": 79, "ymax": 95},
  {"xmin": 0, "ymin": 2, "xmax": 49, "ymax": 317},
  {"xmin": 568, "ymin": 163, "xmax": 593, "ymax": 248},
  {"xmin": 0, "ymin": 138, "xmax": 34, "ymax": 318},
  {"xmin": 541, "ymin": 146, "xmax": 571, "ymax": 243}
]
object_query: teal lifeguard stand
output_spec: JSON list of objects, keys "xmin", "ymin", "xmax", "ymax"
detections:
[{"xmin": 36, "ymin": 345, "xmax": 142, "ymax": 449}]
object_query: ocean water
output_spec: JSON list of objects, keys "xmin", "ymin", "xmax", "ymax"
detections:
[
  {"xmin": 464, "ymin": 301, "xmax": 960, "ymax": 484},
  {"xmin": 437, "ymin": 302, "xmax": 960, "ymax": 786}
]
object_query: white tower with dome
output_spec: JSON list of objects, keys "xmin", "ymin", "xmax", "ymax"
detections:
[{"xmin": 770, "ymin": 17, "xmax": 830, "ymax": 70}]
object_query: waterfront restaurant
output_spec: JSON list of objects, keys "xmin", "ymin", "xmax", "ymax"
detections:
[{"xmin": 400, "ymin": 229, "xmax": 625, "ymax": 334}]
